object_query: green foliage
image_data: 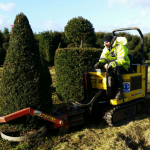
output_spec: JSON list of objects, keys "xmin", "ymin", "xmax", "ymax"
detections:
[
  {"xmin": 143, "ymin": 37, "xmax": 150, "ymax": 54},
  {"xmin": 128, "ymin": 50, "xmax": 137, "ymax": 57},
  {"xmin": 55, "ymin": 48, "xmax": 102, "ymax": 103},
  {"xmin": 132, "ymin": 35, "xmax": 140, "ymax": 46},
  {"xmin": 50, "ymin": 31, "xmax": 62, "ymax": 50},
  {"xmin": 34, "ymin": 33, "xmax": 39, "ymax": 45},
  {"xmin": 95, "ymin": 32, "xmax": 111, "ymax": 48},
  {"xmin": 134, "ymin": 42, "xmax": 141, "ymax": 52},
  {"xmin": 0, "ymin": 47, "xmax": 6, "ymax": 65},
  {"xmin": 147, "ymin": 52, "xmax": 150, "ymax": 60},
  {"xmin": 2, "ymin": 42, "xmax": 9, "ymax": 51},
  {"xmin": 116, "ymin": 32, "xmax": 126, "ymax": 37},
  {"xmin": 144, "ymin": 33, "xmax": 150, "ymax": 38},
  {"xmin": 95, "ymin": 38, "xmax": 104, "ymax": 48},
  {"xmin": 65, "ymin": 16, "xmax": 95, "ymax": 48},
  {"xmin": 95, "ymin": 32, "xmax": 105, "ymax": 39},
  {"xmin": 126, "ymin": 35, "xmax": 140, "ymax": 51},
  {"xmin": 39, "ymin": 31, "xmax": 55, "ymax": 66},
  {"xmin": 82, "ymin": 43, "xmax": 93, "ymax": 48},
  {"xmin": 3, "ymin": 27, "xmax": 9, "ymax": 35},
  {"xmin": 67, "ymin": 43, "xmax": 76, "ymax": 48},
  {"xmin": 38, "ymin": 42, "xmax": 52, "ymax": 86},
  {"xmin": 126, "ymin": 41, "xmax": 136, "ymax": 50},
  {"xmin": 0, "ymin": 13, "xmax": 52, "ymax": 131},
  {"xmin": 0, "ymin": 30, "xmax": 3, "ymax": 47},
  {"xmin": 2, "ymin": 28, "xmax": 10, "ymax": 43},
  {"xmin": 60, "ymin": 32, "xmax": 71, "ymax": 48},
  {"xmin": 125, "ymin": 33, "xmax": 132, "ymax": 42}
]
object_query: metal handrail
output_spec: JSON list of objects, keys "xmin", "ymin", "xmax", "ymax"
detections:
[{"xmin": 112, "ymin": 27, "xmax": 144, "ymax": 64}]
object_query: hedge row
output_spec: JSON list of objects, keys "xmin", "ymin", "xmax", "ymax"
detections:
[
  {"xmin": 1, "ymin": 28, "xmax": 147, "ymax": 66},
  {"xmin": 1, "ymin": 28, "xmax": 150, "ymax": 66},
  {"xmin": 55, "ymin": 48, "xmax": 102, "ymax": 103}
]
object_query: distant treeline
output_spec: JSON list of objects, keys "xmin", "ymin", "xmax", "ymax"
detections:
[{"xmin": 0, "ymin": 27, "xmax": 150, "ymax": 66}]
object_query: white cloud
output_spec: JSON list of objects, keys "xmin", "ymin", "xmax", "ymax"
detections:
[
  {"xmin": 95, "ymin": 23, "xmax": 119, "ymax": 33},
  {"xmin": 140, "ymin": 10, "xmax": 147, "ymax": 17},
  {"xmin": 96, "ymin": 20, "xmax": 148, "ymax": 35},
  {"xmin": 108, "ymin": 0, "xmax": 150, "ymax": 8},
  {"xmin": 108, "ymin": 0, "xmax": 128, "ymax": 7},
  {"xmin": 0, "ymin": 15, "xmax": 10, "ymax": 30},
  {"xmin": 0, "ymin": 2, "xmax": 15, "ymax": 11},
  {"xmin": 43, "ymin": 20, "xmax": 63, "ymax": 31},
  {"xmin": 123, "ymin": 20, "xmax": 140, "ymax": 28}
]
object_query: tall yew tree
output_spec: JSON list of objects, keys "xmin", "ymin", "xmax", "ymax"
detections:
[
  {"xmin": 0, "ymin": 13, "xmax": 52, "ymax": 131},
  {"xmin": 65, "ymin": 16, "xmax": 95, "ymax": 48},
  {"xmin": 39, "ymin": 31, "xmax": 54, "ymax": 66}
]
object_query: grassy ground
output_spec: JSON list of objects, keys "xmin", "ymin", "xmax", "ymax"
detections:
[{"xmin": 0, "ymin": 66, "xmax": 150, "ymax": 149}]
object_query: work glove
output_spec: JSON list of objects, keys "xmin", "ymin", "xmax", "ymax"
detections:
[
  {"xmin": 104, "ymin": 62, "xmax": 116, "ymax": 70},
  {"xmin": 104, "ymin": 63, "xmax": 109, "ymax": 70},
  {"xmin": 109, "ymin": 62, "xmax": 116, "ymax": 68},
  {"xmin": 94, "ymin": 62, "xmax": 104, "ymax": 69},
  {"xmin": 94, "ymin": 63, "xmax": 99, "ymax": 69}
]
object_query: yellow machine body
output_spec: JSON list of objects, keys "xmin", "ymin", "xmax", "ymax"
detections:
[{"xmin": 89, "ymin": 64, "xmax": 147, "ymax": 106}]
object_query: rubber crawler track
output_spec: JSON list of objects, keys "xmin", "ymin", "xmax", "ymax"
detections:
[{"xmin": 103, "ymin": 99, "xmax": 145, "ymax": 126}]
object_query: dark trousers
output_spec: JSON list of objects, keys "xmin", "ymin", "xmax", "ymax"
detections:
[{"xmin": 112, "ymin": 66, "xmax": 127, "ymax": 89}]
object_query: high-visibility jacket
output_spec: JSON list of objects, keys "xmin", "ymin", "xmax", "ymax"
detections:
[{"xmin": 99, "ymin": 37, "xmax": 130, "ymax": 71}]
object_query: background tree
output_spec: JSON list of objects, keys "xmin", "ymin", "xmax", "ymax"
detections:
[
  {"xmin": 2, "ymin": 28, "xmax": 10, "ymax": 43},
  {"xmin": 2, "ymin": 28, "xmax": 10, "ymax": 55},
  {"xmin": 0, "ymin": 30, "xmax": 3, "ymax": 47},
  {"xmin": 0, "ymin": 31, "xmax": 6, "ymax": 65},
  {"xmin": 65, "ymin": 16, "xmax": 95, "ymax": 48},
  {"xmin": 0, "ymin": 13, "xmax": 52, "ymax": 132},
  {"xmin": 50, "ymin": 31, "xmax": 62, "ymax": 50},
  {"xmin": 0, "ymin": 47, "xmax": 6, "ymax": 65},
  {"xmin": 39, "ymin": 31, "xmax": 55, "ymax": 66},
  {"xmin": 60, "ymin": 32, "xmax": 70, "ymax": 48},
  {"xmin": 125, "ymin": 33, "xmax": 132, "ymax": 42}
]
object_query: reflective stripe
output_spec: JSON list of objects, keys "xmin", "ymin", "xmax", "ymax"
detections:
[
  {"xmin": 117, "ymin": 56, "xmax": 126, "ymax": 60},
  {"xmin": 100, "ymin": 57, "xmax": 105, "ymax": 59}
]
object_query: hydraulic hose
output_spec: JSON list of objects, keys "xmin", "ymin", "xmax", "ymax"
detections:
[{"xmin": 72, "ymin": 90, "xmax": 102, "ymax": 107}]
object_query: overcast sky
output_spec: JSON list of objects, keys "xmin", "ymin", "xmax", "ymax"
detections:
[{"xmin": 0, "ymin": 0, "xmax": 150, "ymax": 35}]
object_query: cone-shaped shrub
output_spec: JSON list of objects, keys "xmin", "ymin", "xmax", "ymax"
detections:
[
  {"xmin": 55, "ymin": 48, "xmax": 101, "ymax": 103},
  {"xmin": 0, "ymin": 13, "xmax": 52, "ymax": 131}
]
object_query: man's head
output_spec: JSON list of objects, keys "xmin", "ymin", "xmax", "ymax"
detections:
[{"xmin": 103, "ymin": 35, "xmax": 113, "ymax": 49}]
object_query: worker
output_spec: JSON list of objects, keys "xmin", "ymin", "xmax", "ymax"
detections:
[{"xmin": 94, "ymin": 35, "xmax": 130, "ymax": 99}]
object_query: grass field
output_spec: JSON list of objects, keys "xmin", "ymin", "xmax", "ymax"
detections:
[{"xmin": 0, "ymin": 66, "xmax": 150, "ymax": 149}]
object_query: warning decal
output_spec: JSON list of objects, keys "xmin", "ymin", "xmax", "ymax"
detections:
[{"xmin": 123, "ymin": 83, "xmax": 130, "ymax": 93}]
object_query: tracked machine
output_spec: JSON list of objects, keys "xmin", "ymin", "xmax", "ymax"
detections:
[
  {"xmin": 0, "ymin": 27, "xmax": 148, "ymax": 141},
  {"xmin": 74, "ymin": 27, "xmax": 148, "ymax": 126}
]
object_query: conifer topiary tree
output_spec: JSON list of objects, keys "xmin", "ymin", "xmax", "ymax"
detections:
[
  {"xmin": 0, "ymin": 13, "xmax": 52, "ymax": 131},
  {"xmin": 65, "ymin": 16, "xmax": 95, "ymax": 48}
]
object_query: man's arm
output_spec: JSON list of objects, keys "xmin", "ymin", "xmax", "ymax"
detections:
[
  {"xmin": 109, "ymin": 45, "xmax": 128, "ymax": 68},
  {"xmin": 94, "ymin": 48, "xmax": 107, "ymax": 69}
]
